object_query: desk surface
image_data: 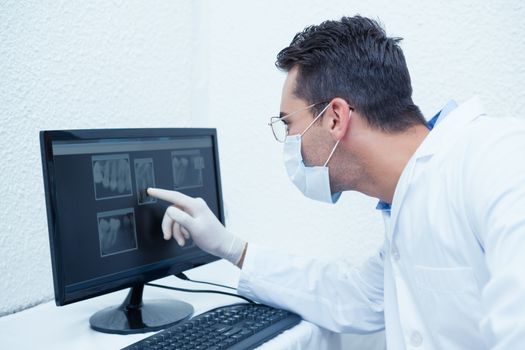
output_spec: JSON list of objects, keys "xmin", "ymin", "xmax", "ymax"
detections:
[{"xmin": 0, "ymin": 259, "xmax": 340, "ymax": 349}]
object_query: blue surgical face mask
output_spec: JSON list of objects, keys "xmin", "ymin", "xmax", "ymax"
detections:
[{"xmin": 283, "ymin": 104, "xmax": 350, "ymax": 204}]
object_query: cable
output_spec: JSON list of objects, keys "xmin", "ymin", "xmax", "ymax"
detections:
[
  {"xmin": 145, "ymin": 282, "xmax": 255, "ymax": 304},
  {"xmin": 174, "ymin": 272, "xmax": 237, "ymax": 291}
]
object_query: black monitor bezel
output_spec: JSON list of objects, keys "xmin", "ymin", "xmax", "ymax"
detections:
[{"xmin": 40, "ymin": 128, "xmax": 223, "ymax": 306}]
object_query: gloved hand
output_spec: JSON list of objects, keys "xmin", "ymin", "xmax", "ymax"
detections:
[{"xmin": 147, "ymin": 188, "xmax": 246, "ymax": 266}]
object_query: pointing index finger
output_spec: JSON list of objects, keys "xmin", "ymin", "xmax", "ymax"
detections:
[{"xmin": 147, "ymin": 188, "xmax": 196, "ymax": 212}]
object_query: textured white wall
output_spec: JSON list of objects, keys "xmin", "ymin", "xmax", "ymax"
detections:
[
  {"xmin": 0, "ymin": 0, "xmax": 203, "ymax": 315},
  {"xmin": 1, "ymin": 1, "xmax": 524, "ymax": 348}
]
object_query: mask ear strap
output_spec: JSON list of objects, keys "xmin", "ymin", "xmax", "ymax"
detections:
[
  {"xmin": 323, "ymin": 140, "xmax": 340, "ymax": 167},
  {"xmin": 301, "ymin": 103, "xmax": 331, "ymax": 137},
  {"xmin": 323, "ymin": 109, "xmax": 352, "ymax": 167}
]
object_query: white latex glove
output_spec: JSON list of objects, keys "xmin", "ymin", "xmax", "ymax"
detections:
[{"xmin": 147, "ymin": 187, "xmax": 246, "ymax": 265}]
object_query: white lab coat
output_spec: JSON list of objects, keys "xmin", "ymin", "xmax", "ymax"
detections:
[{"xmin": 237, "ymin": 96, "xmax": 525, "ymax": 349}]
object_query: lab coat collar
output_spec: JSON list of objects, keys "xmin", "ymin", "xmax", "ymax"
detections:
[
  {"xmin": 386, "ymin": 96, "xmax": 486, "ymax": 241},
  {"xmin": 412, "ymin": 96, "xmax": 486, "ymax": 160}
]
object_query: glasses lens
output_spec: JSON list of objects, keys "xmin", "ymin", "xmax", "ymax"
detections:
[{"xmin": 271, "ymin": 118, "xmax": 287, "ymax": 142}]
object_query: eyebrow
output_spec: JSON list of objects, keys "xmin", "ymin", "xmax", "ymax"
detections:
[{"xmin": 279, "ymin": 111, "xmax": 287, "ymax": 119}]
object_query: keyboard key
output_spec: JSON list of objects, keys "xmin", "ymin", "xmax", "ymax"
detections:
[
  {"xmin": 215, "ymin": 325, "xmax": 232, "ymax": 334},
  {"xmin": 223, "ymin": 327, "xmax": 242, "ymax": 337}
]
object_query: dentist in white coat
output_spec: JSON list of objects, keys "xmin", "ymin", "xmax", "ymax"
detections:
[{"xmin": 148, "ymin": 16, "xmax": 525, "ymax": 349}]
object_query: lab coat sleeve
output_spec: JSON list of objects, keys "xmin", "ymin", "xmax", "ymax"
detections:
[
  {"xmin": 464, "ymin": 121, "xmax": 525, "ymax": 349},
  {"xmin": 237, "ymin": 243, "xmax": 385, "ymax": 333}
]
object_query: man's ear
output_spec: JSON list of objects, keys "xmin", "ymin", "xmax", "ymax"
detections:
[{"xmin": 327, "ymin": 97, "xmax": 352, "ymax": 141}]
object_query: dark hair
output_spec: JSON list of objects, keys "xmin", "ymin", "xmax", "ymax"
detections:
[{"xmin": 276, "ymin": 16, "xmax": 426, "ymax": 132}]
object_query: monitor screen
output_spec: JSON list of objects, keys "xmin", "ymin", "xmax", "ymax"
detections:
[{"xmin": 40, "ymin": 129, "xmax": 223, "ymax": 307}]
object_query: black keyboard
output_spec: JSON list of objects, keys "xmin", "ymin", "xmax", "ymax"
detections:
[{"xmin": 122, "ymin": 303, "xmax": 302, "ymax": 350}]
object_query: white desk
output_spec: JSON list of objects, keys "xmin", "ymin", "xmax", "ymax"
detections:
[{"xmin": 0, "ymin": 260, "xmax": 341, "ymax": 349}]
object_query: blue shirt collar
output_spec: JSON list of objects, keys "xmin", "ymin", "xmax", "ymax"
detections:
[{"xmin": 427, "ymin": 100, "xmax": 458, "ymax": 130}]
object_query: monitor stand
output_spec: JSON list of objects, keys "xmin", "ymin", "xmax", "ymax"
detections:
[{"xmin": 89, "ymin": 283, "xmax": 193, "ymax": 334}]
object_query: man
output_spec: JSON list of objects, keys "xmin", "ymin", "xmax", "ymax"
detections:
[{"xmin": 148, "ymin": 16, "xmax": 525, "ymax": 349}]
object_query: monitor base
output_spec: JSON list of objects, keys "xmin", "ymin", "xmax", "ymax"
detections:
[{"xmin": 89, "ymin": 283, "xmax": 193, "ymax": 334}]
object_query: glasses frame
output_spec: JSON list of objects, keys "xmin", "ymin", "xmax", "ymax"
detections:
[{"xmin": 268, "ymin": 101, "xmax": 330, "ymax": 143}]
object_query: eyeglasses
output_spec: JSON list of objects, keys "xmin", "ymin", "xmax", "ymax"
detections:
[{"xmin": 268, "ymin": 101, "xmax": 329, "ymax": 143}]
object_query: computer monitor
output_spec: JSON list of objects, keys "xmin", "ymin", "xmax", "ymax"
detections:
[{"xmin": 40, "ymin": 128, "xmax": 224, "ymax": 334}]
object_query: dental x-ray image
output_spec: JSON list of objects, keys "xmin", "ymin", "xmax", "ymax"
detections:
[
  {"xmin": 92, "ymin": 154, "xmax": 132, "ymax": 200},
  {"xmin": 134, "ymin": 158, "xmax": 157, "ymax": 205},
  {"xmin": 97, "ymin": 208, "xmax": 138, "ymax": 257},
  {"xmin": 171, "ymin": 150, "xmax": 205, "ymax": 190}
]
